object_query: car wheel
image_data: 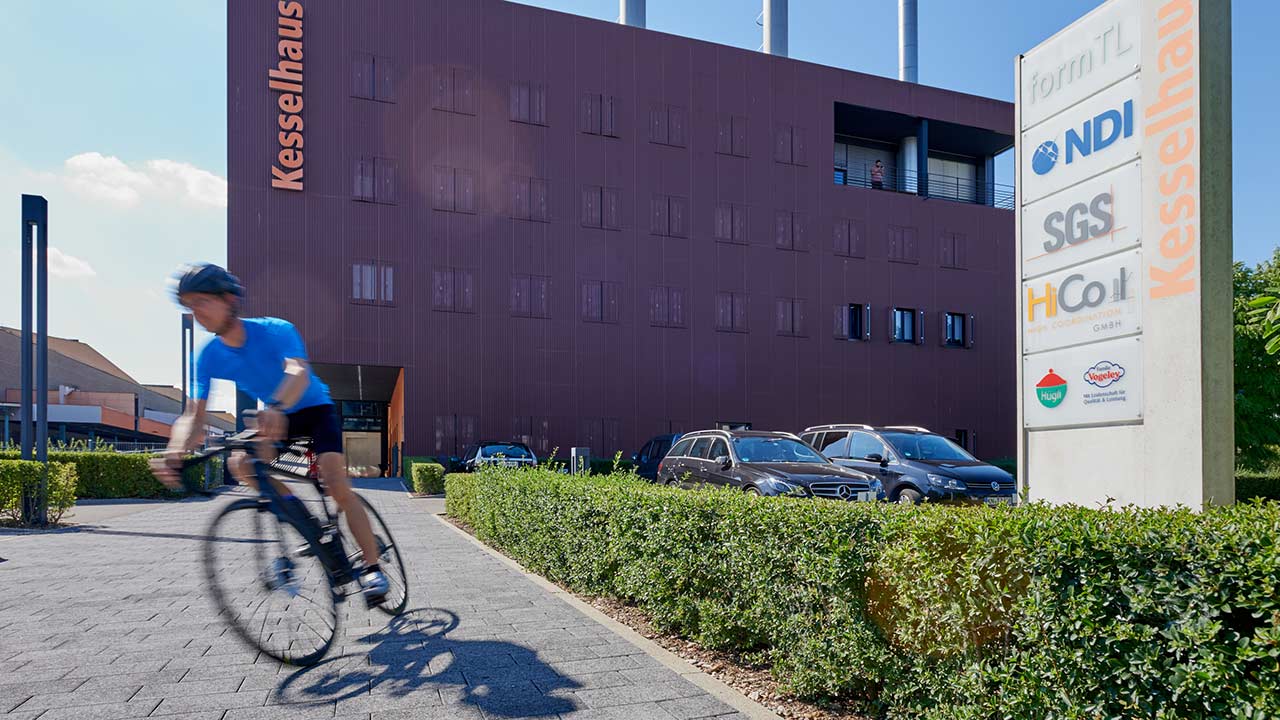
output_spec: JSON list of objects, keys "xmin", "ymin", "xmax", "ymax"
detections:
[
  {"xmin": 896, "ymin": 488, "xmax": 922, "ymax": 505},
  {"xmin": 744, "ymin": 486, "xmax": 763, "ymax": 496},
  {"xmin": 666, "ymin": 478, "xmax": 681, "ymax": 488}
]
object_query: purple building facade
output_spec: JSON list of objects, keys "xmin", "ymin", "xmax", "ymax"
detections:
[{"xmin": 228, "ymin": 0, "xmax": 1016, "ymax": 468}]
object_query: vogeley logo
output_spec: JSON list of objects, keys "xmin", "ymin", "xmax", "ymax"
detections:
[
  {"xmin": 1031, "ymin": 100, "xmax": 1134, "ymax": 176},
  {"xmin": 1083, "ymin": 360, "xmax": 1126, "ymax": 388}
]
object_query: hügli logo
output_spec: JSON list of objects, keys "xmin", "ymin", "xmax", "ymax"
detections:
[
  {"xmin": 1032, "ymin": 100, "xmax": 1135, "ymax": 175},
  {"xmin": 270, "ymin": 1, "xmax": 305, "ymax": 191},
  {"xmin": 1027, "ymin": 265, "xmax": 1132, "ymax": 322}
]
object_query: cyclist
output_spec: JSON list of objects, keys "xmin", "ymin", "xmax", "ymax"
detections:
[{"xmin": 150, "ymin": 262, "xmax": 389, "ymax": 603}]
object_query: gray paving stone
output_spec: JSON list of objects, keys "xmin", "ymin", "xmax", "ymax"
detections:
[
  {"xmin": 10, "ymin": 684, "xmax": 143, "ymax": 711},
  {"xmin": 33, "ymin": 698, "xmax": 163, "ymax": 720},
  {"xmin": 573, "ymin": 682, "xmax": 705, "ymax": 709},
  {"xmin": 151, "ymin": 689, "xmax": 269, "ymax": 715},
  {"xmin": 658, "ymin": 694, "xmax": 740, "ymax": 719},
  {"xmin": 556, "ymin": 703, "xmax": 679, "ymax": 720},
  {"xmin": 134, "ymin": 676, "xmax": 245, "ymax": 698}
]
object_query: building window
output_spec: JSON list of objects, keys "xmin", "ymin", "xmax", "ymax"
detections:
[
  {"xmin": 833, "ymin": 218, "xmax": 864, "ymax": 257},
  {"xmin": 714, "ymin": 203, "xmax": 748, "ymax": 244},
  {"xmin": 433, "ymin": 166, "xmax": 476, "ymax": 213},
  {"xmin": 510, "ymin": 275, "xmax": 550, "ymax": 319},
  {"xmin": 834, "ymin": 302, "xmax": 868, "ymax": 340},
  {"xmin": 581, "ymin": 185, "xmax": 621, "ymax": 230},
  {"xmin": 717, "ymin": 114, "xmax": 748, "ymax": 157},
  {"xmin": 888, "ymin": 225, "xmax": 919, "ymax": 264},
  {"xmin": 774, "ymin": 124, "xmax": 807, "ymax": 165},
  {"xmin": 648, "ymin": 103, "xmax": 687, "ymax": 147},
  {"xmin": 510, "ymin": 176, "xmax": 550, "ymax": 222},
  {"xmin": 432, "ymin": 66, "xmax": 476, "ymax": 115},
  {"xmin": 432, "ymin": 268, "xmax": 476, "ymax": 313},
  {"xmin": 649, "ymin": 286, "xmax": 686, "ymax": 328},
  {"xmin": 954, "ymin": 429, "xmax": 972, "ymax": 453},
  {"xmin": 510, "ymin": 82, "xmax": 548, "ymax": 125},
  {"xmin": 581, "ymin": 280, "xmax": 620, "ymax": 324},
  {"xmin": 650, "ymin": 195, "xmax": 688, "ymax": 237},
  {"xmin": 579, "ymin": 93, "xmax": 620, "ymax": 137},
  {"xmin": 715, "ymin": 292, "xmax": 749, "ymax": 333},
  {"xmin": 580, "ymin": 417, "xmax": 622, "ymax": 456},
  {"xmin": 774, "ymin": 211, "xmax": 808, "ymax": 251},
  {"xmin": 939, "ymin": 231, "xmax": 968, "ymax": 269},
  {"xmin": 512, "ymin": 416, "xmax": 551, "ymax": 455},
  {"xmin": 352, "ymin": 53, "xmax": 395, "ymax": 102},
  {"xmin": 944, "ymin": 312, "xmax": 975, "ymax": 348},
  {"xmin": 893, "ymin": 307, "xmax": 917, "ymax": 343},
  {"xmin": 353, "ymin": 157, "xmax": 398, "ymax": 204},
  {"xmin": 351, "ymin": 262, "xmax": 394, "ymax": 305},
  {"xmin": 775, "ymin": 298, "xmax": 807, "ymax": 337},
  {"xmin": 434, "ymin": 414, "xmax": 478, "ymax": 456}
]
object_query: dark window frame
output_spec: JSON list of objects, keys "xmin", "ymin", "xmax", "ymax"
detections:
[
  {"xmin": 892, "ymin": 307, "xmax": 917, "ymax": 343},
  {"xmin": 351, "ymin": 260, "xmax": 395, "ymax": 307}
]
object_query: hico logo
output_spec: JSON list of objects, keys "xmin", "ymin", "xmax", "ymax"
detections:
[
  {"xmin": 1042, "ymin": 191, "xmax": 1113, "ymax": 254},
  {"xmin": 1031, "ymin": 100, "xmax": 1134, "ymax": 176},
  {"xmin": 1027, "ymin": 265, "xmax": 1132, "ymax": 322}
]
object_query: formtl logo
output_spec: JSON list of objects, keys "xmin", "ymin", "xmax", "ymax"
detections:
[
  {"xmin": 1032, "ymin": 100, "xmax": 1134, "ymax": 176},
  {"xmin": 270, "ymin": 1, "xmax": 305, "ymax": 191},
  {"xmin": 1036, "ymin": 369, "xmax": 1068, "ymax": 408}
]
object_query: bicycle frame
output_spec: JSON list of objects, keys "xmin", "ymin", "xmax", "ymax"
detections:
[{"xmin": 185, "ymin": 430, "xmax": 360, "ymax": 590}]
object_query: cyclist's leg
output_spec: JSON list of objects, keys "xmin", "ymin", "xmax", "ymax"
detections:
[
  {"xmin": 228, "ymin": 451, "xmax": 259, "ymax": 489},
  {"xmin": 316, "ymin": 452, "xmax": 380, "ymax": 566}
]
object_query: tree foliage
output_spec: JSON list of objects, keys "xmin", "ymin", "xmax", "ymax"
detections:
[{"xmin": 1235, "ymin": 247, "xmax": 1280, "ymax": 470}]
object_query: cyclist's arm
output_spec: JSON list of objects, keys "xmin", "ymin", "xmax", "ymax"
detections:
[
  {"xmin": 267, "ymin": 357, "xmax": 311, "ymax": 409},
  {"xmin": 168, "ymin": 399, "xmax": 208, "ymax": 455}
]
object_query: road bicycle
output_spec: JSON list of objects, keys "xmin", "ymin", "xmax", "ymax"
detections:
[{"xmin": 182, "ymin": 426, "xmax": 409, "ymax": 665}]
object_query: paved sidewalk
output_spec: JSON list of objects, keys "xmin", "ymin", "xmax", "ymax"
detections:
[{"xmin": 0, "ymin": 479, "xmax": 752, "ymax": 720}]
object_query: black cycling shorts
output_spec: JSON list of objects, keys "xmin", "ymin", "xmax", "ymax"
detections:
[{"xmin": 286, "ymin": 403, "xmax": 344, "ymax": 456}]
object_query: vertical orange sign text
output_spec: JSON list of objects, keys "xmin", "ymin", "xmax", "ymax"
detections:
[{"xmin": 270, "ymin": 1, "xmax": 304, "ymax": 191}]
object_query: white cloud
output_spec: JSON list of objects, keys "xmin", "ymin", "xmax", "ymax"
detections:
[
  {"xmin": 62, "ymin": 152, "xmax": 226, "ymax": 209},
  {"xmin": 47, "ymin": 247, "xmax": 97, "ymax": 279}
]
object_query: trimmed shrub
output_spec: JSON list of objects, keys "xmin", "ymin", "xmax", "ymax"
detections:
[
  {"xmin": 589, "ymin": 457, "xmax": 635, "ymax": 475},
  {"xmin": 401, "ymin": 455, "xmax": 436, "ymax": 481},
  {"xmin": 1238, "ymin": 474, "xmax": 1280, "ymax": 502},
  {"xmin": 1, "ymin": 460, "xmax": 78, "ymax": 523},
  {"xmin": 410, "ymin": 462, "xmax": 446, "ymax": 495},
  {"xmin": 0, "ymin": 451, "xmax": 219, "ymax": 499},
  {"xmin": 446, "ymin": 467, "xmax": 1280, "ymax": 719}
]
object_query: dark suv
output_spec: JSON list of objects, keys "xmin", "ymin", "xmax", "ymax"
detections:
[
  {"xmin": 632, "ymin": 433, "xmax": 681, "ymax": 481},
  {"xmin": 800, "ymin": 425, "xmax": 1016, "ymax": 505},
  {"xmin": 656, "ymin": 429, "xmax": 882, "ymax": 501}
]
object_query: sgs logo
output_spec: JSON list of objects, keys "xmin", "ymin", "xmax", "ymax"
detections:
[{"xmin": 1042, "ymin": 191, "xmax": 1113, "ymax": 254}]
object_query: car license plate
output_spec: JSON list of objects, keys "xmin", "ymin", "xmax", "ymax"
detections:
[
  {"xmin": 856, "ymin": 491, "xmax": 876, "ymax": 502},
  {"xmin": 984, "ymin": 496, "xmax": 1012, "ymax": 506}
]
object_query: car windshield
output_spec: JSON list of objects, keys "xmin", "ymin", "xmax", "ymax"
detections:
[
  {"xmin": 732, "ymin": 437, "xmax": 827, "ymax": 464},
  {"xmin": 480, "ymin": 444, "xmax": 533, "ymax": 459},
  {"xmin": 881, "ymin": 433, "xmax": 977, "ymax": 462}
]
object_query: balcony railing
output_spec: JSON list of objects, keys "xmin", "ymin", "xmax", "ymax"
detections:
[{"xmin": 834, "ymin": 161, "xmax": 1014, "ymax": 210}]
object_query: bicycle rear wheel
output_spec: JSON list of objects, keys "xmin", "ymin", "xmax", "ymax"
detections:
[
  {"xmin": 340, "ymin": 494, "xmax": 409, "ymax": 616},
  {"xmin": 203, "ymin": 498, "xmax": 338, "ymax": 665}
]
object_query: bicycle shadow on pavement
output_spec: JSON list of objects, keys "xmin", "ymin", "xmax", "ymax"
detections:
[{"xmin": 277, "ymin": 607, "xmax": 581, "ymax": 718}]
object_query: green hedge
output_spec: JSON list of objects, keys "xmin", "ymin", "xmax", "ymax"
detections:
[
  {"xmin": 401, "ymin": 455, "xmax": 437, "ymax": 480},
  {"xmin": 1238, "ymin": 474, "xmax": 1280, "ymax": 502},
  {"xmin": 0, "ymin": 451, "xmax": 218, "ymax": 499},
  {"xmin": 446, "ymin": 468, "xmax": 1280, "ymax": 719},
  {"xmin": 409, "ymin": 462, "xmax": 446, "ymax": 494},
  {"xmin": 1, "ymin": 460, "xmax": 78, "ymax": 523}
]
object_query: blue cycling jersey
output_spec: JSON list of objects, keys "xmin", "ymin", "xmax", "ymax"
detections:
[{"xmin": 193, "ymin": 317, "xmax": 331, "ymax": 411}]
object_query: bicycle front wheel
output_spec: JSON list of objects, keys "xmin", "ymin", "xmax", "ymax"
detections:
[
  {"xmin": 340, "ymin": 494, "xmax": 410, "ymax": 616},
  {"xmin": 203, "ymin": 498, "xmax": 338, "ymax": 665}
]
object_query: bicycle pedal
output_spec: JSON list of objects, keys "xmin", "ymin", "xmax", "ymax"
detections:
[
  {"xmin": 294, "ymin": 543, "xmax": 315, "ymax": 558},
  {"xmin": 362, "ymin": 591, "xmax": 388, "ymax": 609}
]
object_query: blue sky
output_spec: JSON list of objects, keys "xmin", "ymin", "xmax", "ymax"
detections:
[{"xmin": 1, "ymin": 0, "xmax": 1275, "ymax": 403}]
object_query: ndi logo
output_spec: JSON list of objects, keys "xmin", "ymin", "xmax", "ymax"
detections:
[
  {"xmin": 1083, "ymin": 360, "xmax": 1125, "ymax": 388},
  {"xmin": 1032, "ymin": 141, "xmax": 1059, "ymax": 176},
  {"xmin": 1031, "ymin": 100, "xmax": 1134, "ymax": 176}
]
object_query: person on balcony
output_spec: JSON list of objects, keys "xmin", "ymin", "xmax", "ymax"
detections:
[{"xmin": 871, "ymin": 160, "xmax": 885, "ymax": 190}]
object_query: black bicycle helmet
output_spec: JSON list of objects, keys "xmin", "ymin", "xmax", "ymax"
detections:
[{"xmin": 171, "ymin": 262, "xmax": 244, "ymax": 300}]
